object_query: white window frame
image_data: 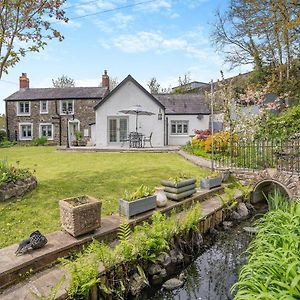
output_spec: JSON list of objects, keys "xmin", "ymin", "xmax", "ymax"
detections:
[
  {"xmin": 17, "ymin": 101, "xmax": 31, "ymax": 116},
  {"xmin": 170, "ymin": 120, "xmax": 189, "ymax": 135},
  {"xmin": 39, "ymin": 123, "xmax": 54, "ymax": 140},
  {"xmin": 19, "ymin": 123, "xmax": 33, "ymax": 140},
  {"xmin": 40, "ymin": 100, "xmax": 48, "ymax": 114},
  {"xmin": 60, "ymin": 100, "xmax": 74, "ymax": 115}
]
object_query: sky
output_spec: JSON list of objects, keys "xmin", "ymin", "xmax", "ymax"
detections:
[{"xmin": 0, "ymin": 0, "xmax": 251, "ymax": 114}]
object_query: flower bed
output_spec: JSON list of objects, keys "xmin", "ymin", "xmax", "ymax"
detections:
[{"xmin": 0, "ymin": 161, "xmax": 36, "ymax": 201}]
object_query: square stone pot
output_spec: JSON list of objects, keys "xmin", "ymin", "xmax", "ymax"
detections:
[
  {"xmin": 59, "ymin": 195, "xmax": 101, "ymax": 237},
  {"xmin": 119, "ymin": 195, "xmax": 157, "ymax": 219},
  {"xmin": 200, "ymin": 176, "xmax": 222, "ymax": 190}
]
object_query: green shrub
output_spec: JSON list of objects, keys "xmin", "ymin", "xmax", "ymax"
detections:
[
  {"xmin": 0, "ymin": 140, "xmax": 16, "ymax": 148},
  {"xmin": 0, "ymin": 130, "xmax": 6, "ymax": 142},
  {"xmin": 32, "ymin": 136, "xmax": 48, "ymax": 146},
  {"xmin": 0, "ymin": 160, "xmax": 33, "ymax": 183}
]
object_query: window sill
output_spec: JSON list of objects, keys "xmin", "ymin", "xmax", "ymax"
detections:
[
  {"xmin": 17, "ymin": 114, "xmax": 31, "ymax": 117},
  {"xmin": 19, "ymin": 137, "xmax": 33, "ymax": 141},
  {"xmin": 170, "ymin": 134, "xmax": 189, "ymax": 137},
  {"xmin": 40, "ymin": 112, "xmax": 48, "ymax": 115}
]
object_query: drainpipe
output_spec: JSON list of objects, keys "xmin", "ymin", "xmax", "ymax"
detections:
[
  {"xmin": 210, "ymin": 79, "xmax": 214, "ymax": 171},
  {"xmin": 5, "ymin": 100, "xmax": 9, "ymax": 140},
  {"xmin": 54, "ymin": 100, "xmax": 62, "ymax": 146}
]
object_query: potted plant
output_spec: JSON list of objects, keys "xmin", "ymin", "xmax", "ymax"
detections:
[
  {"xmin": 200, "ymin": 173, "xmax": 222, "ymax": 190},
  {"xmin": 72, "ymin": 131, "xmax": 87, "ymax": 147},
  {"xmin": 59, "ymin": 195, "xmax": 101, "ymax": 237},
  {"xmin": 119, "ymin": 185, "xmax": 156, "ymax": 219},
  {"xmin": 161, "ymin": 173, "xmax": 197, "ymax": 201}
]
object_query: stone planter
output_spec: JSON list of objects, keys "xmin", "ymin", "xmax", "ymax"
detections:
[
  {"xmin": 77, "ymin": 140, "xmax": 87, "ymax": 147},
  {"xmin": 0, "ymin": 176, "xmax": 37, "ymax": 202},
  {"xmin": 161, "ymin": 178, "xmax": 196, "ymax": 201},
  {"xmin": 200, "ymin": 176, "xmax": 222, "ymax": 190},
  {"xmin": 59, "ymin": 195, "xmax": 101, "ymax": 237},
  {"xmin": 119, "ymin": 195, "xmax": 157, "ymax": 219}
]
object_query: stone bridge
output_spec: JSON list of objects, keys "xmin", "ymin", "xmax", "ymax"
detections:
[{"xmin": 230, "ymin": 168, "xmax": 300, "ymax": 203}]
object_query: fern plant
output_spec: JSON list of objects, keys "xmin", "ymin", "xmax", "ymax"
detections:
[{"xmin": 117, "ymin": 220, "xmax": 131, "ymax": 242}]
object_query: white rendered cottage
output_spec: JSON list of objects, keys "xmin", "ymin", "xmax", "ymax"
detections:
[{"xmin": 93, "ymin": 75, "xmax": 210, "ymax": 147}]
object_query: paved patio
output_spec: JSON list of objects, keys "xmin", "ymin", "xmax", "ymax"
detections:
[{"xmin": 59, "ymin": 145, "xmax": 180, "ymax": 152}]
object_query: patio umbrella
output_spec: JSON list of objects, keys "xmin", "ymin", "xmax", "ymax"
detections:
[{"xmin": 119, "ymin": 104, "xmax": 155, "ymax": 132}]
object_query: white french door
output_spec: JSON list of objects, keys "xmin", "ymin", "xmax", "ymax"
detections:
[{"xmin": 108, "ymin": 117, "xmax": 128, "ymax": 143}]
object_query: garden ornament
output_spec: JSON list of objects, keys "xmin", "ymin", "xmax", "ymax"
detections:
[{"xmin": 15, "ymin": 230, "xmax": 48, "ymax": 256}]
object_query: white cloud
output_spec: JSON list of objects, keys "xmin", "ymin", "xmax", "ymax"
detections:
[
  {"xmin": 134, "ymin": 0, "xmax": 172, "ymax": 12},
  {"xmin": 95, "ymin": 13, "xmax": 134, "ymax": 32}
]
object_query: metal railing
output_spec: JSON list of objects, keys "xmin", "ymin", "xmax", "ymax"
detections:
[{"xmin": 216, "ymin": 138, "xmax": 300, "ymax": 175}]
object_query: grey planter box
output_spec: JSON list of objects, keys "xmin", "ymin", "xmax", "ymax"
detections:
[
  {"xmin": 165, "ymin": 189, "xmax": 196, "ymax": 201},
  {"xmin": 200, "ymin": 176, "xmax": 222, "ymax": 190},
  {"xmin": 161, "ymin": 178, "xmax": 196, "ymax": 188},
  {"xmin": 119, "ymin": 195, "xmax": 157, "ymax": 219},
  {"xmin": 59, "ymin": 195, "xmax": 101, "ymax": 237},
  {"xmin": 161, "ymin": 178, "xmax": 197, "ymax": 201}
]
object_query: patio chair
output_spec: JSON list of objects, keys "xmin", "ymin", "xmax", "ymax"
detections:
[{"xmin": 143, "ymin": 132, "xmax": 153, "ymax": 148}]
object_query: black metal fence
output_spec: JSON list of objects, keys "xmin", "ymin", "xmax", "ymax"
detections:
[{"xmin": 216, "ymin": 138, "xmax": 300, "ymax": 175}]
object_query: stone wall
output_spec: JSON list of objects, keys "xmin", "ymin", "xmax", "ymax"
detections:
[
  {"xmin": 6, "ymin": 99, "xmax": 99, "ymax": 145},
  {"xmin": 0, "ymin": 176, "xmax": 37, "ymax": 201}
]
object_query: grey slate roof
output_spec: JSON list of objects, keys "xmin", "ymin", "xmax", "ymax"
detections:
[
  {"xmin": 4, "ymin": 87, "xmax": 108, "ymax": 101},
  {"xmin": 154, "ymin": 94, "xmax": 210, "ymax": 114}
]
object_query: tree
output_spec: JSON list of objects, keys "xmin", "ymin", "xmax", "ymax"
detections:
[
  {"xmin": 52, "ymin": 75, "xmax": 75, "ymax": 88},
  {"xmin": 109, "ymin": 77, "xmax": 119, "ymax": 90},
  {"xmin": 0, "ymin": 1, "xmax": 68, "ymax": 79},
  {"xmin": 211, "ymin": 0, "xmax": 300, "ymax": 82},
  {"xmin": 147, "ymin": 77, "xmax": 161, "ymax": 94},
  {"xmin": 173, "ymin": 72, "xmax": 191, "ymax": 93}
]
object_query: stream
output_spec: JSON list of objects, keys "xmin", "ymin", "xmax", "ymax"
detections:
[{"xmin": 142, "ymin": 216, "xmax": 261, "ymax": 300}]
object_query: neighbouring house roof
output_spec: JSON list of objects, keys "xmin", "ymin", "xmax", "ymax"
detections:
[
  {"xmin": 154, "ymin": 94, "xmax": 210, "ymax": 115},
  {"xmin": 94, "ymin": 75, "xmax": 165, "ymax": 110},
  {"xmin": 171, "ymin": 81, "xmax": 209, "ymax": 91},
  {"xmin": 4, "ymin": 87, "xmax": 108, "ymax": 101}
]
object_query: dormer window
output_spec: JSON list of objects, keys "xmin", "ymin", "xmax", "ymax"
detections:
[
  {"xmin": 40, "ymin": 100, "xmax": 48, "ymax": 114},
  {"xmin": 17, "ymin": 101, "xmax": 30, "ymax": 116},
  {"xmin": 60, "ymin": 100, "xmax": 74, "ymax": 115}
]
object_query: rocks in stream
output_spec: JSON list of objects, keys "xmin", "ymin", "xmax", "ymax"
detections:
[
  {"xmin": 222, "ymin": 221, "xmax": 233, "ymax": 230},
  {"xmin": 230, "ymin": 202, "xmax": 250, "ymax": 220},
  {"xmin": 162, "ymin": 278, "xmax": 184, "ymax": 290}
]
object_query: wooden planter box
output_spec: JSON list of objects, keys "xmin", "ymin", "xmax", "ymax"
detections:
[
  {"xmin": 59, "ymin": 195, "xmax": 101, "ymax": 237},
  {"xmin": 119, "ymin": 195, "xmax": 157, "ymax": 219},
  {"xmin": 161, "ymin": 178, "xmax": 196, "ymax": 201},
  {"xmin": 200, "ymin": 176, "xmax": 222, "ymax": 190}
]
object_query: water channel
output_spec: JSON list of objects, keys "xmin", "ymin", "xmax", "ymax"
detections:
[{"xmin": 143, "ymin": 212, "xmax": 265, "ymax": 300}]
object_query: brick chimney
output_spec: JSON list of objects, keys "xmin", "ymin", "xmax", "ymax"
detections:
[
  {"xmin": 101, "ymin": 70, "xmax": 109, "ymax": 89},
  {"xmin": 19, "ymin": 73, "xmax": 29, "ymax": 89}
]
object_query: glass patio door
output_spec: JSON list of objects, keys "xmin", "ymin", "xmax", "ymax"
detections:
[{"xmin": 108, "ymin": 117, "xmax": 128, "ymax": 143}]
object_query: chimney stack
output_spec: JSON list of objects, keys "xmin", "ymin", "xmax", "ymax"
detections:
[
  {"xmin": 102, "ymin": 70, "xmax": 109, "ymax": 89},
  {"xmin": 19, "ymin": 73, "xmax": 29, "ymax": 89}
]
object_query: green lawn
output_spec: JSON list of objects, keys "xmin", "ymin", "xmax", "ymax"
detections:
[{"xmin": 0, "ymin": 147, "xmax": 210, "ymax": 248}]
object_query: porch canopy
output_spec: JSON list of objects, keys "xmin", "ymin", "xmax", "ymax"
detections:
[{"xmin": 119, "ymin": 104, "xmax": 155, "ymax": 132}]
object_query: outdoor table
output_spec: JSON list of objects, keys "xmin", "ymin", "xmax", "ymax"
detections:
[{"xmin": 129, "ymin": 132, "xmax": 144, "ymax": 148}]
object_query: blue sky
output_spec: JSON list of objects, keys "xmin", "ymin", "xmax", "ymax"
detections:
[{"xmin": 0, "ymin": 0, "xmax": 251, "ymax": 114}]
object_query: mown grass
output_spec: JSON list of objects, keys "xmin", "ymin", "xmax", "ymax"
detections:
[
  {"xmin": 232, "ymin": 192, "xmax": 300, "ymax": 299},
  {"xmin": 0, "ymin": 146, "xmax": 210, "ymax": 248}
]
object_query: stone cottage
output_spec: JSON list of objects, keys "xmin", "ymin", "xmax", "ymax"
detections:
[{"xmin": 4, "ymin": 72, "xmax": 110, "ymax": 145}]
